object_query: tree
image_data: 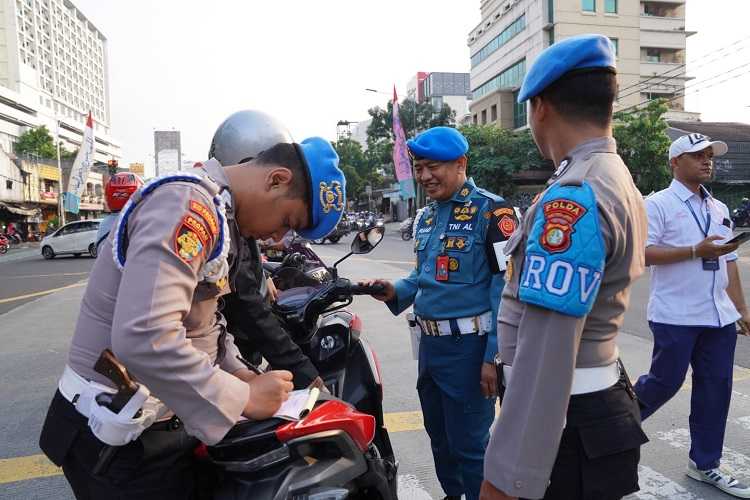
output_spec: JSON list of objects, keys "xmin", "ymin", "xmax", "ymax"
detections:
[
  {"xmin": 458, "ymin": 124, "xmax": 545, "ymax": 195},
  {"xmin": 332, "ymin": 138, "xmax": 367, "ymax": 199},
  {"xmin": 614, "ymin": 99, "xmax": 672, "ymax": 195},
  {"xmin": 14, "ymin": 125, "xmax": 77, "ymax": 160}
]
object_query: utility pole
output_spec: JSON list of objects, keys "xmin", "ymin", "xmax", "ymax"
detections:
[{"xmin": 55, "ymin": 121, "xmax": 65, "ymax": 226}]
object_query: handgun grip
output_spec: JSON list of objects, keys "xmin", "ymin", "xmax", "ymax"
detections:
[{"xmin": 94, "ymin": 349, "xmax": 138, "ymax": 413}]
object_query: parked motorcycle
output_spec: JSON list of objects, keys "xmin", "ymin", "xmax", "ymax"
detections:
[
  {"xmin": 207, "ymin": 226, "xmax": 398, "ymax": 500},
  {"xmin": 0, "ymin": 234, "xmax": 8, "ymax": 254}
]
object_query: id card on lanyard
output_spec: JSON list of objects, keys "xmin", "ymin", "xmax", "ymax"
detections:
[{"xmin": 685, "ymin": 198, "xmax": 719, "ymax": 271}]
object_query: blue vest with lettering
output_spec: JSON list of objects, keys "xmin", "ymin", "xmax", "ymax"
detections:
[{"xmin": 519, "ymin": 182, "xmax": 605, "ymax": 317}]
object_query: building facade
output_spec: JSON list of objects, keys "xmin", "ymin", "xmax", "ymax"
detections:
[
  {"xmin": 0, "ymin": 0, "xmax": 120, "ymax": 163},
  {"xmin": 154, "ymin": 130, "xmax": 181, "ymax": 176},
  {"xmin": 467, "ymin": 0, "xmax": 698, "ymax": 129},
  {"xmin": 406, "ymin": 71, "xmax": 473, "ymax": 123}
]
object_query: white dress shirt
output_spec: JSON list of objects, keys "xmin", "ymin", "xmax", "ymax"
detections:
[{"xmin": 646, "ymin": 179, "xmax": 739, "ymax": 327}]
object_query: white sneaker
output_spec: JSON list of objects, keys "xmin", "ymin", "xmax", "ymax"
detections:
[{"xmin": 687, "ymin": 460, "xmax": 750, "ymax": 498}]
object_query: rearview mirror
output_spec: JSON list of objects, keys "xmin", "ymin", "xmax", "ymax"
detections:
[{"xmin": 350, "ymin": 226, "xmax": 385, "ymax": 254}]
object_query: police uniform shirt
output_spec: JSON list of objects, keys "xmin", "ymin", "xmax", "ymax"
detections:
[
  {"xmin": 483, "ymin": 137, "xmax": 648, "ymax": 498},
  {"xmin": 646, "ymin": 179, "xmax": 740, "ymax": 327},
  {"xmin": 67, "ymin": 159, "xmax": 248, "ymax": 445},
  {"xmin": 387, "ymin": 178, "xmax": 519, "ymax": 363}
]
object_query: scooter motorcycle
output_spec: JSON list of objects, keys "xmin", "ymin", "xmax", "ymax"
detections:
[
  {"xmin": 398, "ymin": 218, "xmax": 413, "ymax": 241},
  {"xmin": 0, "ymin": 234, "xmax": 8, "ymax": 254},
  {"xmin": 207, "ymin": 227, "xmax": 398, "ymax": 500}
]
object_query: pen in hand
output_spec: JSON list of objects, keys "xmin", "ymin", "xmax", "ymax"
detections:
[{"xmin": 236, "ymin": 355, "xmax": 264, "ymax": 375}]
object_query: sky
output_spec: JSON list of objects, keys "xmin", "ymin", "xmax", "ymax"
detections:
[{"xmin": 73, "ymin": 1, "xmax": 749, "ymax": 177}]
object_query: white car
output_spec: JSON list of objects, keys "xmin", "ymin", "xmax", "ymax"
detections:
[{"xmin": 41, "ymin": 219, "xmax": 102, "ymax": 259}]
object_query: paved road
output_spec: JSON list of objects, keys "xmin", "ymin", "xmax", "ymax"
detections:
[
  {"xmin": 0, "ymin": 250, "xmax": 95, "ymax": 315},
  {"xmin": 3, "ymin": 227, "xmax": 750, "ymax": 499}
]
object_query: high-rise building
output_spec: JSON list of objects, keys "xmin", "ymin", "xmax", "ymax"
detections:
[
  {"xmin": 154, "ymin": 130, "xmax": 181, "ymax": 176},
  {"xmin": 467, "ymin": 0, "xmax": 699, "ymax": 129},
  {"xmin": 0, "ymin": 0, "xmax": 120, "ymax": 162},
  {"xmin": 406, "ymin": 72, "xmax": 473, "ymax": 123}
]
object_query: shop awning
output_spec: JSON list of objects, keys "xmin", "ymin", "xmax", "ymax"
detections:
[{"xmin": 0, "ymin": 201, "xmax": 42, "ymax": 217}]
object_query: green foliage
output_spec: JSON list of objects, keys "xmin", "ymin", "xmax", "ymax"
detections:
[
  {"xmin": 458, "ymin": 124, "xmax": 545, "ymax": 195},
  {"xmin": 332, "ymin": 138, "xmax": 391, "ymax": 200},
  {"xmin": 614, "ymin": 99, "xmax": 672, "ymax": 194},
  {"xmin": 14, "ymin": 125, "xmax": 78, "ymax": 160}
]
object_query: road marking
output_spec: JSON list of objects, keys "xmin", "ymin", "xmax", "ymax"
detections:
[
  {"xmin": 0, "ymin": 281, "xmax": 86, "ymax": 304},
  {"xmin": 3, "ymin": 272, "xmax": 89, "ymax": 280},
  {"xmin": 655, "ymin": 427, "xmax": 750, "ymax": 481},
  {"xmin": 0, "ymin": 455, "xmax": 60, "ymax": 484},
  {"xmin": 384, "ymin": 410, "xmax": 424, "ymax": 433},
  {"xmin": 397, "ymin": 474, "xmax": 433, "ymax": 500},
  {"xmin": 628, "ymin": 465, "xmax": 704, "ymax": 499}
]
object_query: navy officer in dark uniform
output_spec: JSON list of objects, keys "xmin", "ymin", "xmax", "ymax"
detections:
[{"xmin": 364, "ymin": 126, "xmax": 519, "ymax": 500}]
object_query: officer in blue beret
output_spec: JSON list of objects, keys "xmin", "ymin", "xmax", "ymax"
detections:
[
  {"xmin": 479, "ymin": 35, "xmax": 649, "ymax": 500},
  {"xmin": 39, "ymin": 133, "xmax": 345, "ymax": 498},
  {"xmin": 363, "ymin": 126, "xmax": 520, "ymax": 500}
]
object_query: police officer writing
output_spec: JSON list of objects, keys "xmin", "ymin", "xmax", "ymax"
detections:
[
  {"xmin": 363, "ymin": 126, "xmax": 519, "ymax": 500},
  {"xmin": 208, "ymin": 109, "xmax": 326, "ymax": 390},
  {"xmin": 634, "ymin": 134, "xmax": 750, "ymax": 498},
  {"xmin": 480, "ymin": 35, "xmax": 649, "ymax": 500},
  {"xmin": 38, "ymin": 137, "xmax": 346, "ymax": 499}
]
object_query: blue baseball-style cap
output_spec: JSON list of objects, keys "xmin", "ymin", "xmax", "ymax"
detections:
[
  {"xmin": 294, "ymin": 137, "xmax": 346, "ymax": 240},
  {"xmin": 407, "ymin": 126, "xmax": 469, "ymax": 162},
  {"xmin": 517, "ymin": 34, "xmax": 617, "ymax": 103}
]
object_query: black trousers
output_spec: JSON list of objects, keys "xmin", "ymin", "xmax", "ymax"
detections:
[
  {"xmin": 39, "ymin": 391, "xmax": 202, "ymax": 500},
  {"xmin": 523, "ymin": 375, "xmax": 649, "ymax": 500}
]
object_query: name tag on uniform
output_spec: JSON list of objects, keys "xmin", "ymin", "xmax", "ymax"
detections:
[
  {"xmin": 436, "ymin": 255, "xmax": 450, "ymax": 281},
  {"xmin": 702, "ymin": 257, "xmax": 720, "ymax": 271}
]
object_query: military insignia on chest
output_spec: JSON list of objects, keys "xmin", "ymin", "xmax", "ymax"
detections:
[
  {"xmin": 445, "ymin": 236, "xmax": 468, "ymax": 250},
  {"xmin": 451, "ymin": 205, "xmax": 478, "ymax": 222},
  {"xmin": 459, "ymin": 187, "xmax": 471, "ymax": 197},
  {"xmin": 319, "ymin": 181, "xmax": 344, "ymax": 213},
  {"xmin": 541, "ymin": 199, "xmax": 586, "ymax": 253}
]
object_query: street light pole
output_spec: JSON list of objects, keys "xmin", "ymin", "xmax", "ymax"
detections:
[{"xmin": 55, "ymin": 119, "xmax": 65, "ymax": 226}]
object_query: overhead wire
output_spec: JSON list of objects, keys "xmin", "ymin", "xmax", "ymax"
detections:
[{"xmin": 617, "ymin": 34, "xmax": 750, "ymax": 100}]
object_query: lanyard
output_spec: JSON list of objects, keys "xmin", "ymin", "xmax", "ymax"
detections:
[{"xmin": 685, "ymin": 199, "xmax": 711, "ymax": 237}]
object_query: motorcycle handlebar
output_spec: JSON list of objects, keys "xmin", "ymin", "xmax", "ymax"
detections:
[{"xmin": 348, "ymin": 283, "xmax": 386, "ymax": 296}]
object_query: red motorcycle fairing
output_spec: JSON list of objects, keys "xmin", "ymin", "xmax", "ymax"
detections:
[{"xmin": 275, "ymin": 400, "xmax": 375, "ymax": 452}]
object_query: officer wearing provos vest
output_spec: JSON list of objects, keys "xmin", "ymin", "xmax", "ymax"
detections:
[
  {"xmin": 363, "ymin": 126, "xmax": 520, "ymax": 500},
  {"xmin": 480, "ymin": 35, "xmax": 649, "ymax": 500},
  {"xmin": 38, "ymin": 137, "xmax": 345, "ymax": 499}
]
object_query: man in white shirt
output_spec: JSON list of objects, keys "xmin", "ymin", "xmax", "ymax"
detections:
[{"xmin": 635, "ymin": 133, "xmax": 750, "ymax": 498}]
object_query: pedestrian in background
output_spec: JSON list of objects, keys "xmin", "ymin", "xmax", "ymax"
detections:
[
  {"xmin": 634, "ymin": 133, "xmax": 750, "ymax": 498},
  {"xmin": 364, "ymin": 126, "xmax": 519, "ymax": 500}
]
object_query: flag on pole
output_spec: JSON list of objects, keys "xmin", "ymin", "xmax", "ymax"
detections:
[
  {"xmin": 392, "ymin": 87, "xmax": 416, "ymax": 199},
  {"xmin": 63, "ymin": 112, "xmax": 96, "ymax": 214}
]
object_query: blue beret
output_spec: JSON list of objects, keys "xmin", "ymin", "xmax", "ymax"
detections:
[
  {"xmin": 295, "ymin": 137, "xmax": 346, "ymax": 240},
  {"xmin": 517, "ymin": 34, "xmax": 617, "ymax": 103},
  {"xmin": 407, "ymin": 126, "xmax": 468, "ymax": 162}
]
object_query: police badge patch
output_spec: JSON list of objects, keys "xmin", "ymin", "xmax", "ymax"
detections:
[
  {"xmin": 319, "ymin": 181, "xmax": 344, "ymax": 213},
  {"xmin": 174, "ymin": 216, "xmax": 208, "ymax": 263},
  {"xmin": 540, "ymin": 199, "xmax": 586, "ymax": 253}
]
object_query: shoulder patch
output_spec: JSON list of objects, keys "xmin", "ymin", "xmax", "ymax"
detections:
[
  {"xmin": 174, "ymin": 218, "xmax": 206, "ymax": 264},
  {"xmin": 498, "ymin": 215, "xmax": 517, "ymax": 238},
  {"xmin": 519, "ymin": 182, "xmax": 605, "ymax": 317},
  {"xmin": 189, "ymin": 200, "xmax": 219, "ymax": 236}
]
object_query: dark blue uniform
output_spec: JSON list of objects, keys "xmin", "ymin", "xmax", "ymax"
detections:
[{"xmin": 387, "ymin": 177, "xmax": 518, "ymax": 500}]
